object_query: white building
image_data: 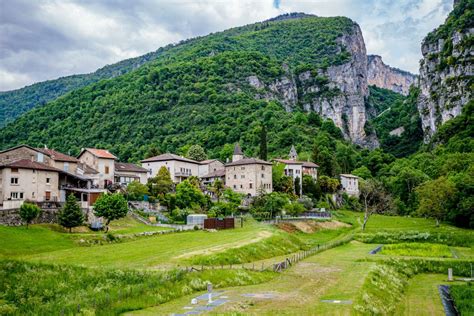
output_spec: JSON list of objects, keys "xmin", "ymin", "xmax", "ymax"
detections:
[
  {"xmin": 141, "ymin": 153, "xmax": 199, "ymax": 183},
  {"xmin": 274, "ymin": 145, "xmax": 319, "ymax": 195},
  {"xmin": 78, "ymin": 148, "xmax": 117, "ymax": 188},
  {"xmin": 340, "ymin": 174, "xmax": 360, "ymax": 197}
]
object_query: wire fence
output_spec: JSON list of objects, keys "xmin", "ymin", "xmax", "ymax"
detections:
[{"xmin": 181, "ymin": 232, "xmax": 355, "ymax": 273}]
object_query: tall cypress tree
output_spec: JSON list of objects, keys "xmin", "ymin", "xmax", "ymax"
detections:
[
  {"xmin": 259, "ymin": 124, "xmax": 268, "ymax": 161},
  {"xmin": 58, "ymin": 194, "xmax": 84, "ymax": 233}
]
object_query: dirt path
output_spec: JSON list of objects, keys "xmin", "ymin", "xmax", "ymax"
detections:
[{"xmin": 130, "ymin": 241, "xmax": 375, "ymax": 315}]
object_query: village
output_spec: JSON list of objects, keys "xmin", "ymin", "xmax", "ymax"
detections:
[{"xmin": 0, "ymin": 143, "xmax": 359, "ymax": 227}]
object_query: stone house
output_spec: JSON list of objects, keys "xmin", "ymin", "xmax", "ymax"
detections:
[
  {"xmin": 340, "ymin": 174, "xmax": 360, "ymax": 197},
  {"xmin": 141, "ymin": 153, "xmax": 200, "ymax": 183},
  {"xmin": 198, "ymin": 159, "xmax": 224, "ymax": 177},
  {"xmin": 77, "ymin": 148, "xmax": 117, "ymax": 188},
  {"xmin": 0, "ymin": 159, "xmax": 61, "ymax": 209},
  {"xmin": 0, "ymin": 145, "xmax": 107, "ymax": 210},
  {"xmin": 225, "ymin": 144, "xmax": 272, "ymax": 196},
  {"xmin": 114, "ymin": 162, "xmax": 148, "ymax": 185}
]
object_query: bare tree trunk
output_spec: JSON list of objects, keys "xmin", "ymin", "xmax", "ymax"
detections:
[{"xmin": 362, "ymin": 196, "xmax": 369, "ymax": 231}]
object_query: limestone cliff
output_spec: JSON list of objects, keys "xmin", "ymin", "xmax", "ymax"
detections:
[
  {"xmin": 417, "ymin": 0, "xmax": 473, "ymax": 142},
  {"xmin": 367, "ymin": 55, "xmax": 417, "ymax": 95},
  {"xmin": 248, "ymin": 22, "xmax": 377, "ymax": 148}
]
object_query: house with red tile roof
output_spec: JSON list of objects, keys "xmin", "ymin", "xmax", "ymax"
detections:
[{"xmin": 78, "ymin": 148, "xmax": 117, "ymax": 188}]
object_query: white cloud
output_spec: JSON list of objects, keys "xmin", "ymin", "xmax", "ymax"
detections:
[{"xmin": 0, "ymin": 0, "xmax": 453, "ymax": 91}]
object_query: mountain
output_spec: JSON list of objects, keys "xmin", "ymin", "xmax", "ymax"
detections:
[
  {"xmin": 0, "ymin": 14, "xmax": 388, "ymax": 160},
  {"xmin": 367, "ymin": 55, "xmax": 417, "ymax": 95},
  {"xmin": 417, "ymin": 0, "xmax": 473, "ymax": 142},
  {"xmin": 0, "ymin": 50, "xmax": 168, "ymax": 127}
]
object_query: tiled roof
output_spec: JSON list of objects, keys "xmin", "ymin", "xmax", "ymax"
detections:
[
  {"xmin": 302, "ymin": 161, "xmax": 319, "ymax": 168},
  {"xmin": 202, "ymin": 168, "xmax": 225, "ymax": 178},
  {"xmin": 115, "ymin": 162, "xmax": 147, "ymax": 173},
  {"xmin": 233, "ymin": 143, "xmax": 243, "ymax": 155},
  {"xmin": 36, "ymin": 148, "xmax": 79, "ymax": 163},
  {"xmin": 79, "ymin": 148, "xmax": 117, "ymax": 159},
  {"xmin": 340, "ymin": 174, "xmax": 359, "ymax": 178},
  {"xmin": 199, "ymin": 159, "xmax": 220, "ymax": 165},
  {"xmin": 225, "ymin": 158, "xmax": 272, "ymax": 166},
  {"xmin": 273, "ymin": 159, "xmax": 303, "ymax": 165},
  {"xmin": 141, "ymin": 153, "xmax": 199, "ymax": 164},
  {"xmin": 0, "ymin": 159, "xmax": 61, "ymax": 172}
]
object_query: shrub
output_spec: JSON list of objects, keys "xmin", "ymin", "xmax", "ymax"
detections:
[{"xmin": 19, "ymin": 202, "xmax": 41, "ymax": 228}]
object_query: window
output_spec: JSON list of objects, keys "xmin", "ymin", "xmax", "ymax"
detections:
[
  {"xmin": 63, "ymin": 162, "xmax": 69, "ymax": 172},
  {"xmin": 261, "ymin": 166, "xmax": 265, "ymax": 171},
  {"xmin": 10, "ymin": 177, "xmax": 18, "ymax": 185},
  {"xmin": 234, "ymin": 175, "xmax": 237, "ymax": 179},
  {"xmin": 32, "ymin": 192, "xmax": 35, "ymax": 198},
  {"xmin": 241, "ymin": 175, "xmax": 245, "ymax": 179},
  {"xmin": 233, "ymin": 185, "xmax": 236, "ymax": 189},
  {"xmin": 241, "ymin": 167, "xmax": 245, "ymax": 170},
  {"xmin": 10, "ymin": 192, "xmax": 23, "ymax": 199},
  {"xmin": 11, "ymin": 168, "xmax": 18, "ymax": 173},
  {"xmin": 105, "ymin": 166, "xmax": 109, "ymax": 174},
  {"xmin": 46, "ymin": 178, "xmax": 50, "ymax": 184},
  {"xmin": 261, "ymin": 174, "xmax": 265, "ymax": 178},
  {"xmin": 249, "ymin": 183, "xmax": 253, "ymax": 189},
  {"xmin": 37, "ymin": 153, "xmax": 44, "ymax": 162},
  {"xmin": 240, "ymin": 184, "xmax": 243, "ymax": 189}
]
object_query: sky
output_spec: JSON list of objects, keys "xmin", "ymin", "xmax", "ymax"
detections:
[{"xmin": 0, "ymin": 0, "xmax": 453, "ymax": 91}]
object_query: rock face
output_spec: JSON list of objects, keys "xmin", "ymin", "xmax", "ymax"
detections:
[
  {"xmin": 248, "ymin": 23, "xmax": 378, "ymax": 148},
  {"xmin": 417, "ymin": 0, "xmax": 473, "ymax": 142},
  {"xmin": 367, "ymin": 55, "xmax": 417, "ymax": 95}
]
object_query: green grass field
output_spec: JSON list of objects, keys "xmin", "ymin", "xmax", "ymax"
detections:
[
  {"xmin": 1, "ymin": 211, "xmax": 473, "ymax": 315},
  {"xmin": 380, "ymin": 242, "xmax": 453, "ymax": 258}
]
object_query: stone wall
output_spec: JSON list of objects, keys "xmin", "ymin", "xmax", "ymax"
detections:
[{"xmin": 0, "ymin": 208, "xmax": 60, "ymax": 226}]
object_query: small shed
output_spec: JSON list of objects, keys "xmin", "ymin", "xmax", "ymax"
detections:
[{"xmin": 186, "ymin": 214, "xmax": 208, "ymax": 226}]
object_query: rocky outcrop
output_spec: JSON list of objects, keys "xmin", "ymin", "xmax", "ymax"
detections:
[
  {"xmin": 300, "ymin": 23, "xmax": 378, "ymax": 148},
  {"xmin": 417, "ymin": 0, "xmax": 473, "ymax": 142},
  {"xmin": 247, "ymin": 23, "xmax": 379, "ymax": 148},
  {"xmin": 367, "ymin": 55, "xmax": 417, "ymax": 95}
]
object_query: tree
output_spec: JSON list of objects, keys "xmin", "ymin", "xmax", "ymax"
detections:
[
  {"xmin": 19, "ymin": 202, "xmax": 41, "ymax": 229},
  {"xmin": 360, "ymin": 179, "xmax": 393, "ymax": 231},
  {"xmin": 148, "ymin": 166, "xmax": 173, "ymax": 197},
  {"xmin": 294, "ymin": 176, "xmax": 301, "ymax": 196},
  {"xmin": 145, "ymin": 146, "xmax": 161, "ymax": 158},
  {"xmin": 223, "ymin": 188, "xmax": 244, "ymax": 209},
  {"xmin": 416, "ymin": 176, "xmax": 457, "ymax": 226},
  {"xmin": 302, "ymin": 175, "xmax": 322, "ymax": 200},
  {"xmin": 93, "ymin": 193, "xmax": 128, "ymax": 232},
  {"xmin": 126, "ymin": 181, "xmax": 150, "ymax": 201},
  {"xmin": 209, "ymin": 179, "xmax": 224, "ymax": 202},
  {"xmin": 58, "ymin": 194, "xmax": 84, "ymax": 232},
  {"xmin": 351, "ymin": 166, "xmax": 372, "ymax": 179},
  {"xmin": 272, "ymin": 162, "xmax": 294, "ymax": 195},
  {"xmin": 187, "ymin": 145, "xmax": 207, "ymax": 161},
  {"xmin": 175, "ymin": 180, "xmax": 207, "ymax": 210},
  {"xmin": 318, "ymin": 175, "xmax": 340, "ymax": 194},
  {"xmin": 259, "ymin": 124, "xmax": 268, "ymax": 160}
]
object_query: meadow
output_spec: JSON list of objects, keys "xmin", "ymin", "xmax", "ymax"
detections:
[{"xmin": 1, "ymin": 211, "xmax": 473, "ymax": 315}]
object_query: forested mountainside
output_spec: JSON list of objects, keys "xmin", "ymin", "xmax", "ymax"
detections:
[
  {"xmin": 0, "ymin": 50, "xmax": 165, "ymax": 127},
  {"xmin": 417, "ymin": 0, "xmax": 473, "ymax": 141},
  {"xmin": 368, "ymin": 86, "xmax": 423, "ymax": 158},
  {"xmin": 0, "ymin": 14, "xmax": 379, "ymax": 160}
]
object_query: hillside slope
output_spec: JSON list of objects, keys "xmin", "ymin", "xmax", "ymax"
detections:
[
  {"xmin": 417, "ymin": 0, "xmax": 473, "ymax": 141},
  {"xmin": 0, "ymin": 14, "xmax": 379, "ymax": 160},
  {"xmin": 0, "ymin": 50, "xmax": 167, "ymax": 127}
]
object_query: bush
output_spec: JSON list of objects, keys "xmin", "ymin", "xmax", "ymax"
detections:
[
  {"xmin": 355, "ymin": 230, "xmax": 474, "ymax": 247},
  {"xmin": 19, "ymin": 202, "xmax": 41, "ymax": 228}
]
